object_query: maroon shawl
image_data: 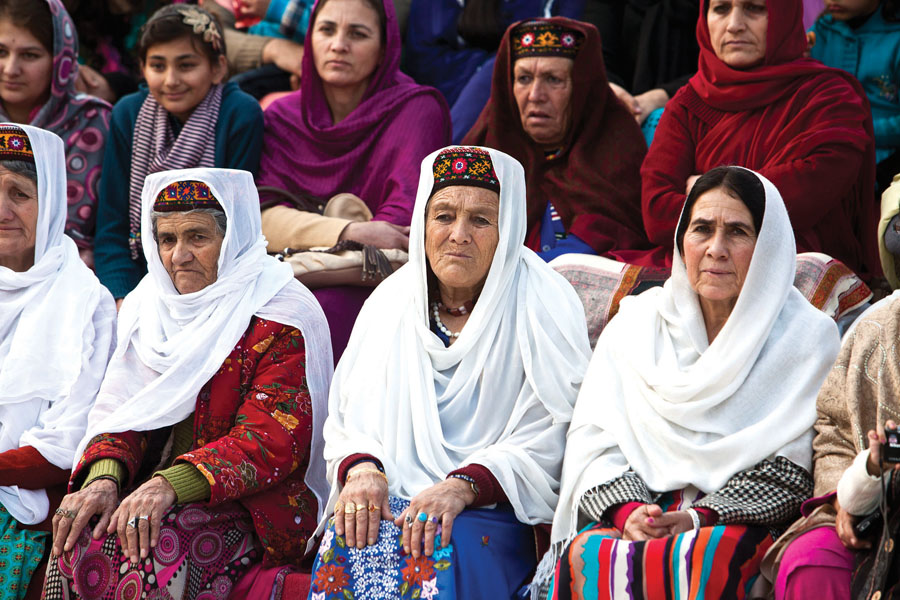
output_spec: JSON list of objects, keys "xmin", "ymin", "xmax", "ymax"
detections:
[
  {"xmin": 256, "ymin": 0, "xmax": 450, "ymax": 225},
  {"xmin": 463, "ymin": 17, "xmax": 656, "ymax": 261},
  {"xmin": 642, "ymin": 0, "xmax": 879, "ymax": 278}
]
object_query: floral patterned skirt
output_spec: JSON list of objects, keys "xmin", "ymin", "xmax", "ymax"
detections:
[
  {"xmin": 309, "ymin": 496, "xmax": 537, "ymax": 600},
  {"xmin": 0, "ymin": 502, "xmax": 48, "ymax": 600},
  {"xmin": 42, "ymin": 502, "xmax": 260, "ymax": 600}
]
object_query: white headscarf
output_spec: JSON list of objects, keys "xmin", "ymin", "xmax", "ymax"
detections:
[
  {"xmin": 540, "ymin": 169, "xmax": 841, "ymax": 587},
  {"xmin": 322, "ymin": 147, "xmax": 591, "ymax": 526},
  {"xmin": 0, "ymin": 124, "xmax": 116, "ymax": 524},
  {"xmin": 76, "ymin": 168, "xmax": 333, "ymax": 530}
]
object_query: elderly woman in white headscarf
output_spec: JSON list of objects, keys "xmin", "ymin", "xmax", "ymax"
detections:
[
  {"xmin": 533, "ymin": 166, "xmax": 842, "ymax": 600},
  {"xmin": 0, "ymin": 124, "xmax": 115, "ymax": 600},
  {"xmin": 307, "ymin": 146, "xmax": 591, "ymax": 599},
  {"xmin": 44, "ymin": 168, "xmax": 332, "ymax": 600}
]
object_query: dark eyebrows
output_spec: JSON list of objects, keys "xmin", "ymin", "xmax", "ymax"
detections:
[
  {"xmin": 146, "ymin": 53, "xmax": 201, "ymax": 62},
  {"xmin": 317, "ymin": 19, "xmax": 374, "ymax": 34},
  {"xmin": 689, "ymin": 217, "xmax": 754, "ymax": 231}
]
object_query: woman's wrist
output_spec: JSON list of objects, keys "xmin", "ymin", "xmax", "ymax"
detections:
[{"xmin": 444, "ymin": 476, "xmax": 477, "ymax": 506}]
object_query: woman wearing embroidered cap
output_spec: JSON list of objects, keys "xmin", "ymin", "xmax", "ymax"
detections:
[
  {"xmin": 532, "ymin": 167, "xmax": 841, "ymax": 599},
  {"xmin": 463, "ymin": 18, "xmax": 658, "ymax": 265},
  {"xmin": 44, "ymin": 168, "xmax": 332, "ymax": 599},
  {"xmin": 0, "ymin": 124, "xmax": 115, "ymax": 600},
  {"xmin": 308, "ymin": 146, "xmax": 591, "ymax": 599}
]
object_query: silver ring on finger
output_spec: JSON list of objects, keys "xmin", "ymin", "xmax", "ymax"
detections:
[
  {"xmin": 404, "ymin": 514, "xmax": 413, "ymax": 526},
  {"xmin": 127, "ymin": 516, "xmax": 140, "ymax": 529},
  {"xmin": 430, "ymin": 516, "xmax": 439, "ymax": 525},
  {"xmin": 138, "ymin": 515, "xmax": 150, "ymax": 524}
]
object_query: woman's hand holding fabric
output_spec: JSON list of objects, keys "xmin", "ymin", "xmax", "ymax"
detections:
[
  {"xmin": 621, "ymin": 504, "xmax": 672, "ymax": 541},
  {"xmin": 834, "ymin": 497, "xmax": 871, "ymax": 550},
  {"xmin": 51, "ymin": 478, "xmax": 119, "ymax": 557},
  {"xmin": 108, "ymin": 476, "xmax": 177, "ymax": 563},
  {"xmin": 394, "ymin": 479, "xmax": 476, "ymax": 558},
  {"xmin": 340, "ymin": 221, "xmax": 410, "ymax": 251},
  {"xmin": 334, "ymin": 464, "xmax": 392, "ymax": 549}
]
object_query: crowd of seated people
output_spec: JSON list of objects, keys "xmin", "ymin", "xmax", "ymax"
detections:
[{"xmin": 3, "ymin": 0, "xmax": 900, "ymax": 598}]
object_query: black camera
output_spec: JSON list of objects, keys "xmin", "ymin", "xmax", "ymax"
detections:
[{"xmin": 884, "ymin": 426, "xmax": 900, "ymax": 463}]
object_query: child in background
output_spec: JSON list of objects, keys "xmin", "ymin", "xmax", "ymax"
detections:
[
  {"xmin": 93, "ymin": 4, "xmax": 263, "ymax": 305},
  {"xmin": 809, "ymin": 0, "xmax": 900, "ymax": 190}
]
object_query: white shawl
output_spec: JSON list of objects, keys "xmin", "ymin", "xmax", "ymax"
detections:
[
  {"xmin": 322, "ymin": 147, "xmax": 591, "ymax": 527},
  {"xmin": 537, "ymin": 170, "xmax": 841, "ymax": 590},
  {"xmin": 76, "ymin": 168, "xmax": 333, "ymax": 533},
  {"xmin": 0, "ymin": 125, "xmax": 116, "ymax": 524}
]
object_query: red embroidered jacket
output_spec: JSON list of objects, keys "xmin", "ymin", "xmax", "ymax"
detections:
[{"xmin": 71, "ymin": 317, "xmax": 318, "ymax": 567}]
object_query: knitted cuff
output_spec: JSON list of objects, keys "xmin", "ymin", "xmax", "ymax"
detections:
[
  {"xmin": 608, "ymin": 501, "xmax": 644, "ymax": 531},
  {"xmin": 82, "ymin": 459, "xmax": 125, "ymax": 491},
  {"xmin": 338, "ymin": 454, "xmax": 384, "ymax": 485},
  {"xmin": 449, "ymin": 464, "xmax": 506, "ymax": 507},
  {"xmin": 156, "ymin": 464, "xmax": 211, "ymax": 504}
]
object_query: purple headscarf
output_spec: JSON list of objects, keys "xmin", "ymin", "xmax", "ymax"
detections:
[
  {"xmin": 0, "ymin": 0, "xmax": 111, "ymax": 255},
  {"xmin": 257, "ymin": 0, "xmax": 451, "ymax": 225}
]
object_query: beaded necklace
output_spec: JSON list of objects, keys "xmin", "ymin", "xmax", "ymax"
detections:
[
  {"xmin": 435, "ymin": 299, "xmax": 475, "ymax": 316},
  {"xmin": 431, "ymin": 301, "xmax": 461, "ymax": 338}
]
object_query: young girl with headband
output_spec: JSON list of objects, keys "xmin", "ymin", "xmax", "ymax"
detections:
[{"xmin": 94, "ymin": 4, "xmax": 263, "ymax": 305}]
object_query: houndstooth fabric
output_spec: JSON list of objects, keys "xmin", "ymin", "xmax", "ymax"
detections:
[
  {"xmin": 692, "ymin": 456, "xmax": 813, "ymax": 530},
  {"xmin": 578, "ymin": 470, "xmax": 653, "ymax": 526},
  {"xmin": 576, "ymin": 457, "xmax": 811, "ymax": 531}
]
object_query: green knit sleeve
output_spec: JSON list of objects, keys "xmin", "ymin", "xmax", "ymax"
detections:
[
  {"xmin": 82, "ymin": 458, "xmax": 125, "ymax": 491},
  {"xmin": 155, "ymin": 464, "xmax": 211, "ymax": 504}
]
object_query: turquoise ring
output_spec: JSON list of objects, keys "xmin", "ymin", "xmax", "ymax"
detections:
[{"xmin": 417, "ymin": 511, "xmax": 428, "ymax": 523}]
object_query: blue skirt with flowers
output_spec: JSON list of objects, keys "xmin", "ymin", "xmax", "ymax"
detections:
[{"xmin": 308, "ymin": 496, "xmax": 536, "ymax": 599}]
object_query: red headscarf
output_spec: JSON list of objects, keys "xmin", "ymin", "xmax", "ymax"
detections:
[
  {"xmin": 463, "ymin": 17, "xmax": 655, "ymax": 261},
  {"xmin": 642, "ymin": 0, "xmax": 880, "ymax": 278}
]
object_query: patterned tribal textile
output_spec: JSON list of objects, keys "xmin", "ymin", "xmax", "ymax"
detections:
[
  {"xmin": 0, "ymin": 504, "xmax": 46, "ymax": 600},
  {"xmin": 153, "ymin": 180, "xmax": 223, "ymax": 212},
  {"xmin": 309, "ymin": 496, "xmax": 537, "ymax": 600},
  {"xmin": 511, "ymin": 21, "xmax": 584, "ymax": 59},
  {"xmin": 42, "ymin": 502, "xmax": 258, "ymax": 600},
  {"xmin": 549, "ymin": 505, "xmax": 773, "ymax": 600},
  {"xmin": 431, "ymin": 147, "xmax": 500, "ymax": 194},
  {"xmin": 127, "ymin": 84, "xmax": 223, "ymax": 258},
  {"xmin": 0, "ymin": 127, "xmax": 34, "ymax": 163},
  {"xmin": 0, "ymin": 0, "xmax": 111, "ymax": 253}
]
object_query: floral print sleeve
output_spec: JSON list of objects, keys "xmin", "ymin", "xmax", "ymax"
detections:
[
  {"xmin": 69, "ymin": 431, "xmax": 149, "ymax": 491},
  {"xmin": 178, "ymin": 321, "xmax": 312, "ymax": 506}
]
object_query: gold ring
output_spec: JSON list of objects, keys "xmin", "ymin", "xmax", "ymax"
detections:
[
  {"xmin": 368, "ymin": 504, "xmax": 379, "ymax": 513},
  {"xmin": 334, "ymin": 501, "xmax": 344, "ymax": 514},
  {"xmin": 344, "ymin": 502, "xmax": 357, "ymax": 514}
]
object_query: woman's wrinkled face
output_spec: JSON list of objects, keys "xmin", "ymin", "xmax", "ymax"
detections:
[
  {"xmin": 0, "ymin": 166, "xmax": 38, "ymax": 272},
  {"xmin": 311, "ymin": 0, "xmax": 383, "ymax": 91},
  {"xmin": 682, "ymin": 187, "xmax": 757, "ymax": 308},
  {"xmin": 513, "ymin": 56, "xmax": 574, "ymax": 149},
  {"xmin": 142, "ymin": 36, "xmax": 226, "ymax": 123},
  {"xmin": 0, "ymin": 19, "xmax": 52, "ymax": 116},
  {"xmin": 425, "ymin": 186, "xmax": 500, "ymax": 294},
  {"xmin": 707, "ymin": 0, "xmax": 768, "ymax": 69},
  {"xmin": 156, "ymin": 210, "xmax": 224, "ymax": 294}
]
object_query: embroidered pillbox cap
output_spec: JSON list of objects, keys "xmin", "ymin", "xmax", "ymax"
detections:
[
  {"xmin": 511, "ymin": 21, "xmax": 584, "ymax": 60},
  {"xmin": 153, "ymin": 180, "xmax": 224, "ymax": 213},
  {"xmin": 431, "ymin": 147, "xmax": 500, "ymax": 196},
  {"xmin": 0, "ymin": 125, "xmax": 34, "ymax": 164}
]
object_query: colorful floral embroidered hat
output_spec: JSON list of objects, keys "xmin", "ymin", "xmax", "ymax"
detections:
[
  {"xmin": 431, "ymin": 147, "xmax": 500, "ymax": 195},
  {"xmin": 0, "ymin": 125, "xmax": 34, "ymax": 164},
  {"xmin": 511, "ymin": 20, "xmax": 584, "ymax": 60},
  {"xmin": 153, "ymin": 180, "xmax": 223, "ymax": 212}
]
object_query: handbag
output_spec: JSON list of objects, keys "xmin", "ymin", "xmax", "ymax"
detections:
[
  {"xmin": 852, "ymin": 474, "xmax": 900, "ymax": 599},
  {"xmin": 260, "ymin": 188, "xmax": 408, "ymax": 289}
]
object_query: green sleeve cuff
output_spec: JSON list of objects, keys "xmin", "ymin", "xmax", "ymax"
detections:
[
  {"xmin": 82, "ymin": 459, "xmax": 125, "ymax": 491},
  {"xmin": 156, "ymin": 463, "xmax": 211, "ymax": 504}
]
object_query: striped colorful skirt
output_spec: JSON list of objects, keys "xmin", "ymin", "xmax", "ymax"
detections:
[
  {"xmin": 309, "ymin": 496, "xmax": 537, "ymax": 599},
  {"xmin": 42, "ymin": 502, "xmax": 260, "ymax": 600},
  {"xmin": 0, "ymin": 502, "xmax": 48, "ymax": 600}
]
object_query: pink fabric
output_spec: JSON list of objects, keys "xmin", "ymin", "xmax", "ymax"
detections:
[
  {"xmin": 775, "ymin": 526, "xmax": 853, "ymax": 600},
  {"xmin": 607, "ymin": 502, "xmax": 718, "ymax": 531},
  {"xmin": 257, "ymin": 0, "xmax": 451, "ymax": 225}
]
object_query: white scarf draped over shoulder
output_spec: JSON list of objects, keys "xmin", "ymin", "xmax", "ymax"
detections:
[
  {"xmin": 545, "ymin": 169, "xmax": 841, "ymax": 570},
  {"xmin": 323, "ymin": 147, "xmax": 592, "ymax": 526},
  {"xmin": 76, "ymin": 168, "xmax": 333, "ymax": 537},
  {"xmin": 0, "ymin": 125, "xmax": 116, "ymax": 525}
]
